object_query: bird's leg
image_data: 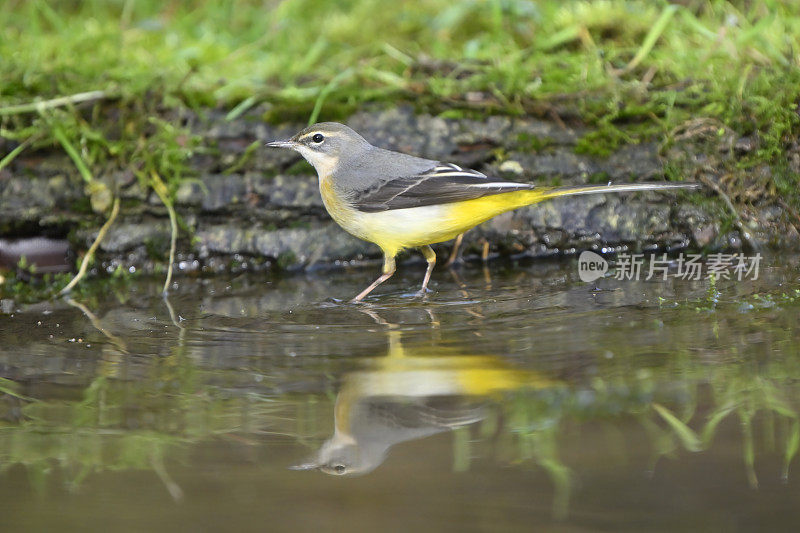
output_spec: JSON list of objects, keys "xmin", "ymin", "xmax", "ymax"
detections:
[
  {"xmin": 479, "ymin": 238, "xmax": 492, "ymax": 287},
  {"xmin": 443, "ymin": 233, "xmax": 464, "ymax": 268},
  {"xmin": 351, "ymin": 254, "xmax": 396, "ymax": 302},
  {"xmin": 448, "ymin": 267, "xmax": 471, "ymax": 299},
  {"xmin": 418, "ymin": 245, "xmax": 437, "ymax": 295}
]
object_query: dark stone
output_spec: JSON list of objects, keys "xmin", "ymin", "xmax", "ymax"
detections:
[{"xmin": 1, "ymin": 106, "xmax": 796, "ymax": 276}]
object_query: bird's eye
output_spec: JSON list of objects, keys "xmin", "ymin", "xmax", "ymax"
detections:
[
  {"xmin": 334, "ymin": 464, "xmax": 346, "ymax": 474},
  {"xmin": 312, "ymin": 133, "xmax": 324, "ymax": 143}
]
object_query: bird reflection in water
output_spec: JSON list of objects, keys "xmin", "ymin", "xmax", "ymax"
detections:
[{"xmin": 292, "ymin": 314, "xmax": 553, "ymax": 476}]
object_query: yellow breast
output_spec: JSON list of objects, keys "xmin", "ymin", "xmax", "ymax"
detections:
[{"xmin": 319, "ymin": 177, "xmax": 373, "ymax": 243}]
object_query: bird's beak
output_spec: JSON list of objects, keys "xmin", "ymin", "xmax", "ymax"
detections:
[{"xmin": 266, "ymin": 139, "xmax": 297, "ymax": 149}]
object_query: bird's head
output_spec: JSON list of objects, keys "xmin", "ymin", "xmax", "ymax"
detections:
[
  {"xmin": 267, "ymin": 122, "xmax": 371, "ymax": 176},
  {"xmin": 289, "ymin": 437, "xmax": 384, "ymax": 477}
]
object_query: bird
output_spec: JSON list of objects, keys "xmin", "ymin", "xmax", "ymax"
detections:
[
  {"xmin": 267, "ymin": 122, "xmax": 698, "ymax": 302},
  {"xmin": 290, "ymin": 329, "xmax": 551, "ymax": 476}
]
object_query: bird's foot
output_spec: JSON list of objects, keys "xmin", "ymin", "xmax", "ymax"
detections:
[{"xmin": 415, "ymin": 287, "xmax": 433, "ymax": 299}]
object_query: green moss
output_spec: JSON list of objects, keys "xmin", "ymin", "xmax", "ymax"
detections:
[
  {"xmin": 516, "ymin": 133, "xmax": 556, "ymax": 152},
  {"xmin": 144, "ymin": 234, "xmax": 171, "ymax": 262},
  {"xmin": 2, "ymin": 1, "xmax": 797, "ymax": 158},
  {"xmin": 574, "ymin": 125, "xmax": 633, "ymax": 158},
  {"xmin": 69, "ymin": 196, "xmax": 93, "ymax": 215},
  {"xmin": 288, "ymin": 220, "xmax": 312, "ymax": 230},
  {"xmin": 276, "ymin": 251, "xmax": 298, "ymax": 270},
  {"xmin": 773, "ymin": 165, "xmax": 800, "ymax": 210},
  {"xmin": 437, "ymin": 109, "xmax": 472, "ymax": 120},
  {"xmin": 261, "ymin": 99, "xmax": 357, "ymax": 126},
  {"xmin": 586, "ymin": 171, "xmax": 612, "ymax": 185},
  {"xmin": 0, "ymin": 270, "xmax": 137, "ymax": 303},
  {"xmin": 436, "ymin": 107, "xmax": 502, "ymax": 121}
]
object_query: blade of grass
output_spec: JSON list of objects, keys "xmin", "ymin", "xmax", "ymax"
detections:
[
  {"xmin": 0, "ymin": 377, "xmax": 34, "ymax": 401},
  {"xmin": 59, "ymin": 197, "xmax": 120, "ymax": 296},
  {"xmin": 618, "ymin": 4, "xmax": 680, "ymax": 74},
  {"xmin": 381, "ymin": 43, "xmax": 414, "ymax": 66},
  {"xmin": 783, "ymin": 420, "xmax": 799, "ymax": 482},
  {"xmin": 653, "ymin": 403, "xmax": 701, "ymax": 452},
  {"xmin": 225, "ymin": 95, "xmax": 258, "ymax": 122},
  {"xmin": 223, "ymin": 140, "xmax": 261, "ymax": 174},
  {"xmin": 701, "ymin": 402, "xmax": 738, "ymax": 445},
  {"xmin": 740, "ymin": 410, "xmax": 759, "ymax": 488},
  {"xmin": 150, "ymin": 171, "xmax": 178, "ymax": 294},
  {"xmin": 53, "ymin": 125, "xmax": 93, "ymax": 184},
  {"xmin": 0, "ymin": 90, "xmax": 109, "ymax": 116},
  {"xmin": 308, "ymin": 68, "xmax": 354, "ymax": 125},
  {"xmin": 0, "ymin": 135, "xmax": 35, "ymax": 172}
]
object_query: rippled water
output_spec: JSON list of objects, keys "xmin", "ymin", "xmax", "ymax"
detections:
[{"xmin": 1, "ymin": 254, "xmax": 799, "ymax": 531}]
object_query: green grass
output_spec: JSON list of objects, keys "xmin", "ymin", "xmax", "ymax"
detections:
[{"xmin": 0, "ymin": 0, "xmax": 799, "ymax": 203}]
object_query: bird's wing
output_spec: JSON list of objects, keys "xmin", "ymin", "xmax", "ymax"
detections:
[
  {"xmin": 350, "ymin": 163, "xmax": 533, "ymax": 212},
  {"xmin": 353, "ymin": 397, "xmax": 487, "ymax": 445}
]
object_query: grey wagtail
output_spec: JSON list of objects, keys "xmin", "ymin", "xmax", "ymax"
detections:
[
  {"xmin": 291, "ymin": 329, "xmax": 552, "ymax": 475},
  {"xmin": 267, "ymin": 122, "xmax": 699, "ymax": 301}
]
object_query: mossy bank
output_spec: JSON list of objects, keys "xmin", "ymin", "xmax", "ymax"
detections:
[
  {"xmin": 1, "ymin": 0, "xmax": 799, "ymax": 283},
  {"xmin": 2, "ymin": 105, "xmax": 798, "ymax": 281}
]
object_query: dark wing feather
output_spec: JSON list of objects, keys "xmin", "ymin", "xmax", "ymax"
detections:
[{"xmin": 351, "ymin": 163, "xmax": 533, "ymax": 212}]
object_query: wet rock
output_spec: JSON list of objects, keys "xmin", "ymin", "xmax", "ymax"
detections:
[
  {"xmin": 734, "ymin": 135, "xmax": 758, "ymax": 154},
  {"xmin": 176, "ymin": 174, "xmax": 248, "ymax": 211},
  {"xmin": 676, "ymin": 205, "xmax": 716, "ymax": 248},
  {"xmin": 251, "ymin": 173, "xmax": 323, "ymax": 209},
  {"xmin": 0, "ymin": 174, "xmax": 78, "ymax": 211},
  {"xmin": 1, "ymin": 106, "xmax": 795, "ymax": 276},
  {"xmin": 196, "ymin": 222, "xmax": 372, "ymax": 269},
  {"xmin": 462, "ymin": 195, "xmax": 682, "ymax": 258},
  {"xmin": 348, "ymin": 107, "xmax": 457, "ymax": 159},
  {"xmin": 203, "ymin": 110, "xmax": 304, "ymax": 172},
  {"xmin": 175, "ymin": 171, "xmax": 323, "ymax": 222},
  {"xmin": 586, "ymin": 197, "xmax": 671, "ymax": 242},
  {"xmin": 492, "ymin": 143, "xmax": 661, "ymax": 182},
  {"xmin": 92, "ymin": 220, "xmax": 172, "ymax": 253},
  {"xmin": 510, "ymin": 118, "xmax": 582, "ymax": 146},
  {"xmin": 604, "ymin": 144, "xmax": 663, "ymax": 180},
  {"xmin": 0, "ymin": 237, "xmax": 72, "ymax": 273},
  {"xmin": 453, "ymin": 116, "xmax": 514, "ymax": 145},
  {"xmin": 0, "ymin": 173, "xmax": 87, "ymax": 235}
]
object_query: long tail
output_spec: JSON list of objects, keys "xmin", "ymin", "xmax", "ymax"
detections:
[
  {"xmin": 535, "ymin": 181, "xmax": 700, "ymax": 202},
  {"xmin": 396, "ymin": 181, "xmax": 700, "ymax": 252}
]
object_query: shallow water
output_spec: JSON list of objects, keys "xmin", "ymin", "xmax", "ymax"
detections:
[{"xmin": 1, "ymin": 254, "xmax": 799, "ymax": 531}]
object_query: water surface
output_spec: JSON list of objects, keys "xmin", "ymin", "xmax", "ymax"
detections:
[{"xmin": 1, "ymin": 255, "xmax": 799, "ymax": 531}]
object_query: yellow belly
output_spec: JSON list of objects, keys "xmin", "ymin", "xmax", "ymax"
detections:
[
  {"xmin": 320, "ymin": 180, "xmax": 541, "ymax": 256},
  {"xmin": 317, "ymin": 177, "xmax": 687, "ymax": 257}
]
